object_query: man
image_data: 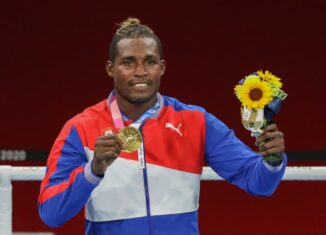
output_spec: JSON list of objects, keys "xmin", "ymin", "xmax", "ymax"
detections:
[{"xmin": 38, "ymin": 18, "xmax": 286, "ymax": 235}]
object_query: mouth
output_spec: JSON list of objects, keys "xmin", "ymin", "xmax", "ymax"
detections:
[{"xmin": 129, "ymin": 81, "xmax": 152, "ymax": 88}]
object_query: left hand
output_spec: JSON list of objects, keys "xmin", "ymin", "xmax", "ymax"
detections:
[{"xmin": 255, "ymin": 123, "xmax": 285, "ymax": 157}]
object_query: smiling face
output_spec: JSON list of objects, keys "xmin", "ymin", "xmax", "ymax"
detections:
[{"xmin": 106, "ymin": 37, "xmax": 166, "ymax": 106}]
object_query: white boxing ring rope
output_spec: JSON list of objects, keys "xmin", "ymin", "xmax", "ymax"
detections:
[{"xmin": 1, "ymin": 166, "xmax": 326, "ymax": 235}]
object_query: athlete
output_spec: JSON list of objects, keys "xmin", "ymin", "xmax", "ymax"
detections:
[{"xmin": 38, "ymin": 18, "xmax": 286, "ymax": 235}]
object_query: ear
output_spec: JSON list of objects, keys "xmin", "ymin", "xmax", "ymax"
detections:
[
  {"xmin": 160, "ymin": 60, "xmax": 166, "ymax": 76},
  {"xmin": 106, "ymin": 60, "xmax": 114, "ymax": 77}
]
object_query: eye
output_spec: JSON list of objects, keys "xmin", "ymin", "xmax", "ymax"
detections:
[
  {"xmin": 123, "ymin": 59, "xmax": 134, "ymax": 66},
  {"xmin": 146, "ymin": 59, "xmax": 157, "ymax": 65}
]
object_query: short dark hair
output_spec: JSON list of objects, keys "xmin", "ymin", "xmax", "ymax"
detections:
[{"xmin": 109, "ymin": 18, "xmax": 163, "ymax": 62}]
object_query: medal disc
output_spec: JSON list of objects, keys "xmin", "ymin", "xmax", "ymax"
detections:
[{"xmin": 117, "ymin": 126, "xmax": 142, "ymax": 153}]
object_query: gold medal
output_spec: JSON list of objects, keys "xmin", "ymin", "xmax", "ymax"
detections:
[{"xmin": 117, "ymin": 126, "xmax": 143, "ymax": 153}]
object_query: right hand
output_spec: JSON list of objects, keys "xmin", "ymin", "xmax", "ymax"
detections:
[
  {"xmin": 92, "ymin": 133, "xmax": 123, "ymax": 176},
  {"xmin": 255, "ymin": 123, "xmax": 285, "ymax": 157}
]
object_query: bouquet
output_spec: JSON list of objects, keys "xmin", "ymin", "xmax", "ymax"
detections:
[{"xmin": 234, "ymin": 70, "xmax": 287, "ymax": 161}]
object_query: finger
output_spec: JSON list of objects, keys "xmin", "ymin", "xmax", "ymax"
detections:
[
  {"xmin": 114, "ymin": 135, "xmax": 124, "ymax": 147},
  {"xmin": 263, "ymin": 123, "xmax": 278, "ymax": 133},
  {"xmin": 264, "ymin": 123, "xmax": 278, "ymax": 132},
  {"xmin": 259, "ymin": 138, "xmax": 284, "ymax": 152},
  {"xmin": 95, "ymin": 140, "xmax": 118, "ymax": 150},
  {"xmin": 114, "ymin": 142, "xmax": 122, "ymax": 154},
  {"xmin": 264, "ymin": 140, "xmax": 284, "ymax": 150},
  {"xmin": 260, "ymin": 146, "xmax": 284, "ymax": 157},
  {"xmin": 256, "ymin": 131, "xmax": 283, "ymax": 145},
  {"xmin": 95, "ymin": 135, "xmax": 116, "ymax": 146},
  {"xmin": 96, "ymin": 150, "xmax": 119, "ymax": 160},
  {"xmin": 95, "ymin": 146, "xmax": 120, "ymax": 154},
  {"xmin": 98, "ymin": 134, "xmax": 117, "ymax": 140},
  {"xmin": 259, "ymin": 143, "xmax": 266, "ymax": 152},
  {"xmin": 103, "ymin": 151, "xmax": 119, "ymax": 160},
  {"xmin": 101, "ymin": 153, "xmax": 118, "ymax": 164},
  {"xmin": 99, "ymin": 134, "xmax": 123, "ymax": 147}
]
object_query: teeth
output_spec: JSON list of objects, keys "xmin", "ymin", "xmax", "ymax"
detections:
[{"xmin": 134, "ymin": 83, "xmax": 148, "ymax": 87}]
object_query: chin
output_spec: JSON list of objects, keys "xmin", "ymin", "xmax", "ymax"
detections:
[
  {"xmin": 116, "ymin": 87, "xmax": 158, "ymax": 105},
  {"xmin": 130, "ymin": 96, "xmax": 152, "ymax": 105},
  {"xmin": 129, "ymin": 93, "xmax": 156, "ymax": 105}
]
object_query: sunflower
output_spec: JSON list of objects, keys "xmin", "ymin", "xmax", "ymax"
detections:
[
  {"xmin": 234, "ymin": 84, "xmax": 242, "ymax": 100},
  {"xmin": 238, "ymin": 75, "xmax": 273, "ymax": 109},
  {"xmin": 257, "ymin": 70, "xmax": 282, "ymax": 96}
]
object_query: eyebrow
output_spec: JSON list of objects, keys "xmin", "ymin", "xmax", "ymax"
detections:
[
  {"xmin": 145, "ymin": 55, "xmax": 157, "ymax": 59},
  {"xmin": 121, "ymin": 54, "xmax": 158, "ymax": 60},
  {"xmin": 122, "ymin": 56, "xmax": 135, "ymax": 61}
]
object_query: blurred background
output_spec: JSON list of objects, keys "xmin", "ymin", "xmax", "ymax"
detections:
[{"xmin": 1, "ymin": 0, "xmax": 325, "ymax": 234}]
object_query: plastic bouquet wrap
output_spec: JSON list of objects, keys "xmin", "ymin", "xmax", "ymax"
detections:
[{"xmin": 234, "ymin": 70, "xmax": 287, "ymax": 160}]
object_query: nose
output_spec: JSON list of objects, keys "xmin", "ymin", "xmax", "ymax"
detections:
[{"xmin": 134, "ymin": 63, "xmax": 148, "ymax": 77}]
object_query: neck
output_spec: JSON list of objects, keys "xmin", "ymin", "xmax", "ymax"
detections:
[{"xmin": 115, "ymin": 94, "xmax": 157, "ymax": 121}]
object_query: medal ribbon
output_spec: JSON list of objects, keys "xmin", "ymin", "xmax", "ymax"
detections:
[
  {"xmin": 108, "ymin": 91, "xmax": 161, "ymax": 169},
  {"xmin": 109, "ymin": 91, "xmax": 160, "ymax": 128},
  {"xmin": 110, "ymin": 96, "xmax": 125, "ymax": 129}
]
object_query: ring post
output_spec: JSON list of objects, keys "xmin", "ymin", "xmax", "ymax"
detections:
[{"xmin": 0, "ymin": 165, "xmax": 12, "ymax": 235}]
